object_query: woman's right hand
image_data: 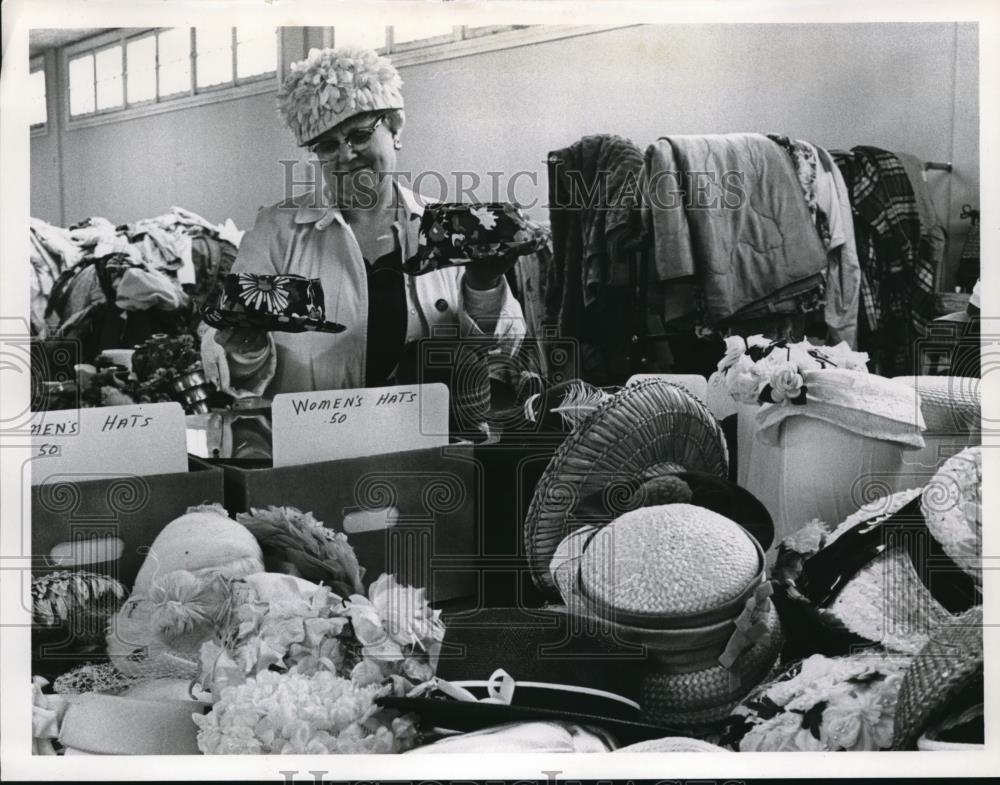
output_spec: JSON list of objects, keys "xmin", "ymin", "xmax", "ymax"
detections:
[{"xmin": 214, "ymin": 327, "xmax": 269, "ymax": 355}]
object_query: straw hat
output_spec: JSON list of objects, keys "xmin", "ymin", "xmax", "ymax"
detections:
[
  {"xmin": 893, "ymin": 375, "xmax": 980, "ymax": 438},
  {"xmin": 755, "ymin": 368, "xmax": 926, "ymax": 449},
  {"xmin": 773, "ymin": 446, "xmax": 981, "ymax": 656},
  {"xmin": 891, "ymin": 605, "xmax": 983, "ymax": 750},
  {"xmin": 277, "ymin": 47, "xmax": 405, "ymax": 147},
  {"xmin": 551, "ymin": 504, "xmax": 783, "ymax": 727},
  {"xmin": 525, "ymin": 379, "xmax": 730, "ymax": 598},
  {"xmin": 615, "ymin": 736, "xmax": 733, "ymax": 752}
]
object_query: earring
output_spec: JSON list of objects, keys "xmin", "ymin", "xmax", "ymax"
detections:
[{"xmin": 393, "ymin": 138, "xmax": 402, "ymax": 150}]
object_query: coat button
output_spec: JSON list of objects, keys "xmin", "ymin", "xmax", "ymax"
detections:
[{"xmin": 435, "ymin": 299, "xmax": 449, "ymax": 312}]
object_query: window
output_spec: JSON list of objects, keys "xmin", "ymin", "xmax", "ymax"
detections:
[
  {"xmin": 95, "ymin": 45, "xmax": 124, "ymax": 111},
  {"xmin": 29, "ymin": 65, "xmax": 47, "ymax": 128},
  {"xmin": 126, "ymin": 35, "xmax": 156, "ymax": 104},
  {"xmin": 388, "ymin": 22, "xmax": 457, "ymax": 51},
  {"xmin": 237, "ymin": 26, "xmax": 279, "ymax": 79},
  {"xmin": 66, "ymin": 27, "xmax": 278, "ymax": 120},
  {"xmin": 195, "ymin": 27, "xmax": 233, "ymax": 89},
  {"xmin": 157, "ymin": 28, "xmax": 192, "ymax": 97},
  {"xmin": 68, "ymin": 53, "xmax": 95, "ymax": 116}
]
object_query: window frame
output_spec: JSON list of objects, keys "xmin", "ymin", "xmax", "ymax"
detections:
[
  {"xmin": 29, "ymin": 55, "xmax": 48, "ymax": 136},
  {"xmin": 62, "ymin": 27, "xmax": 280, "ymax": 130},
  {"xmin": 375, "ymin": 24, "xmax": 635, "ymax": 67}
]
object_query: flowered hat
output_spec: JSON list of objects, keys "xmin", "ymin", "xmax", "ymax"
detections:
[
  {"xmin": 550, "ymin": 504, "xmax": 783, "ymax": 727},
  {"xmin": 277, "ymin": 47, "xmax": 405, "ymax": 147},
  {"xmin": 403, "ymin": 203, "xmax": 548, "ymax": 276},
  {"xmin": 202, "ymin": 273, "xmax": 346, "ymax": 334},
  {"xmin": 772, "ymin": 446, "xmax": 982, "ymax": 658}
]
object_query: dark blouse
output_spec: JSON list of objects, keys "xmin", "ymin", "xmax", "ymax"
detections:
[{"xmin": 364, "ymin": 246, "xmax": 408, "ymax": 386}]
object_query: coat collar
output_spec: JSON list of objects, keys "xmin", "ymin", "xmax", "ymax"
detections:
[{"xmin": 293, "ymin": 180, "xmax": 425, "ymax": 228}]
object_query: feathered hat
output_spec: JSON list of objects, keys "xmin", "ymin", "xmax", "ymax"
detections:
[{"xmin": 277, "ymin": 47, "xmax": 405, "ymax": 147}]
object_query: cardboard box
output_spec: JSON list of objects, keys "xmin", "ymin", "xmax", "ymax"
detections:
[
  {"xmin": 217, "ymin": 444, "xmax": 480, "ymax": 604},
  {"xmin": 31, "ymin": 456, "xmax": 225, "ymax": 590}
]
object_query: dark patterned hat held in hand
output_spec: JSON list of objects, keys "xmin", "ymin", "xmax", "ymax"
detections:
[
  {"xmin": 403, "ymin": 203, "xmax": 547, "ymax": 276},
  {"xmin": 202, "ymin": 273, "xmax": 346, "ymax": 334}
]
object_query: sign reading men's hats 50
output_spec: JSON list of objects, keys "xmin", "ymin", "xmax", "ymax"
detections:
[{"xmin": 29, "ymin": 402, "xmax": 189, "ymax": 485}]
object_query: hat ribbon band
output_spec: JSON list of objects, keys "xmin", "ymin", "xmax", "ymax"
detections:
[
  {"xmin": 410, "ymin": 668, "xmax": 640, "ymax": 711},
  {"xmin": 717, "ymin": 581, "xmax": 773, "ymax": 671}
]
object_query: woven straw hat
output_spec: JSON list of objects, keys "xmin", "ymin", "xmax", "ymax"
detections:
[
  {"xmin": 615, "ymin": 736, "xmax": 733, "ymax": 752},
  {"xmin": 891, "ymin": 605, "xmax": 983, "ymax": 750},
  {"xmin": 921, "ymin": 447, "xmax": 981, "ymax": 582},
  {"xmin": 525, "ymin": 379, "xmax": 729, "ymax": 598},
  {"xmin": 773, "ymin": 446, "xmax": 981, "ymax": 656},
  {"xmin": 552, "ymin": 504, "xmax": 782, "ymax": 727},
  {"xmin": 755, "ymin": 368, "xmax": 926, "ymax": 449},
  {"xmin": 893, "ymin": 376, "xmax": 980, "ymax": 437},
  {"xmin": 277, "ymin": 47, "xmax": 405, "ymax": 147}
]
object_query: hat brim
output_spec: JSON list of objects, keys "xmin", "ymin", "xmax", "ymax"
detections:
[
  {"xmin": 202, "ymin": 308, "xmax": 346, "ymax": 334},
  {"xmin": 525, "ymin": 379, "xmax": 730, "ymax": 598},
  {"xmin": 376, "ymin": 695, "xmax": 682, "ymax": 745},
  {"xmin": 573, "ymin": 470, "xmax": 774, "ymax": 552}
]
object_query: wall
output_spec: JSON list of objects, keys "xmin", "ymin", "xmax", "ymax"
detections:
[{"xmin": 31, "ymin": 22, "xmax": 979, "ymax": 288}]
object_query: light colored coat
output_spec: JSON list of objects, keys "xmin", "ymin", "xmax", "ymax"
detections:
[{"xmin": 202, "ymin": 181, "xmax": 525, "ymax": 396}]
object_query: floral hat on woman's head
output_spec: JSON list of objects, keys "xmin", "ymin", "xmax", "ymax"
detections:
[{"xmin": 277, "ymin": 47, "xmax": 405, "ymax": 147}]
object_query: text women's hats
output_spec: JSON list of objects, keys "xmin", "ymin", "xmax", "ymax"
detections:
[
  {"xmin": 404, "ymin": 203, "xmax": 548, "ymax": 276},
  {"xmin": 202, "ymin": 273, "xmax": 346, "ymax": 334},
  {"xmin": 277, "ymin": 47, "xmax": 405, "ymax": 147}
]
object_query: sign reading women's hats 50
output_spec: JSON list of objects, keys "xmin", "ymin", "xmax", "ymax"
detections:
[
  {"xmin": 29, "ymin": 402, "xmax": 189, "ymax": 485},
  {"xmin": 271, "ymin": 383, "xmax": 450, "ymax": 467}
]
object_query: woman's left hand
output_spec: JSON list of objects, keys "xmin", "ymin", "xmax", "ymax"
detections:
[{"xmin": 464, "ymin": 251, "xmax": 520, "ymax": 290}]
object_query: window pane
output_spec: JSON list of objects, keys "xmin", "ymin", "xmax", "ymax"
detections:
[
  {"xmin": 333, "ymin": 25, "xmax": 387, "ymax": 51},
  {"xmin": 29, "ymin": 69, "xmax": 47, "ymax": 126},
  {"xmin": 158, "ymin": 28, "xmax": 191, "ymax": 96},
  {"xmin": 68, "ymin": 53, "xmax": 95, "ymax": 115},
  {"xmin": 126, "ymin": 35, "xmax": 156, "ymax": 103},
  {"xmin": 95, "ymin": 45, "xmax": 123, "ymax": 110},
  {"xmin": 195, "ymin": 27, "xmax": 233, "ymax": 88},
  {"xmin": 236, "ymin": 26, "xmax": 277, "ymax": 78},
  {"xmin": 391, "ymin": 22, "xmax": 455, "ymax": 45}
]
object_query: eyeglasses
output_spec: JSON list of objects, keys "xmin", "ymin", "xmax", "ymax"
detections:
[{"xmin": 310, "ymin": 115, "xmax": 387, "ymax": 158}]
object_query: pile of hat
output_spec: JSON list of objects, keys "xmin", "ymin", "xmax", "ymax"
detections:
[{"xmin": 526, "ymin": 379, "xmax": 783, "ymax": 729}]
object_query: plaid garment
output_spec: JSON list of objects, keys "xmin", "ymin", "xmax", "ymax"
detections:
[{"xmin": 831, "ymin": 147, "xmax": 934, "ymax": 375}]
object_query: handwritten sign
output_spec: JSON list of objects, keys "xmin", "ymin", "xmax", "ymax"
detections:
[
  {"xmin": 30, "ymin": 402, "xmax": 189, "ymax": 485},
  {"xmin": 272, "ymin": 383, "xmax": 450, "ymax": 467}
]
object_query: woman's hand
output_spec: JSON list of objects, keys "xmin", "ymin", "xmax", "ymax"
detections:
[
  {"xmin": 464, "ymin": 251, "xmax": 520, "ymax": 290},
  {"xmin": 214, "ymin": 327, "xmax": 269, "ymax": 355}
]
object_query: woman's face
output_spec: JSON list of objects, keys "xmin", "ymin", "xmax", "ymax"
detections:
[{"xmin": 310, "ymin": 112, "xmax": 398, "ymax": 208}]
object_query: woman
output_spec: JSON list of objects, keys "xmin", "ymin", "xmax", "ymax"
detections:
[{"xmin": 201, "ymin": 47, "xmax": 525, "ymax": 397}]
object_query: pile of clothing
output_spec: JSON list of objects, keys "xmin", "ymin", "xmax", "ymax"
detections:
[
  {"xmin": 532, "ymin": 133, "xmax": 947, "ymax": 382},
  {"xmin": 31, "ymin": 207, "xmax": 243, "ymax": 366}
]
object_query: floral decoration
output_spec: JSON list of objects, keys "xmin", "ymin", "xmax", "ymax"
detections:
[
  {"xmin": 172, "ymin": 566, "xmax": 444, "ymax": 754},
  {"xmin": 717, "ymin": 335, "xmax": 869, "ymax": 406},
  {"xmin": 191, "ymin": 669, "xmax": 418, "ymax": 754},
  {"xmin": 731, "ymin": 653, "xmax": 908, "ymax": 751},
  {"xmin": 237, "ymin": 273, "xmax": 291, "ymax": 313}
]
